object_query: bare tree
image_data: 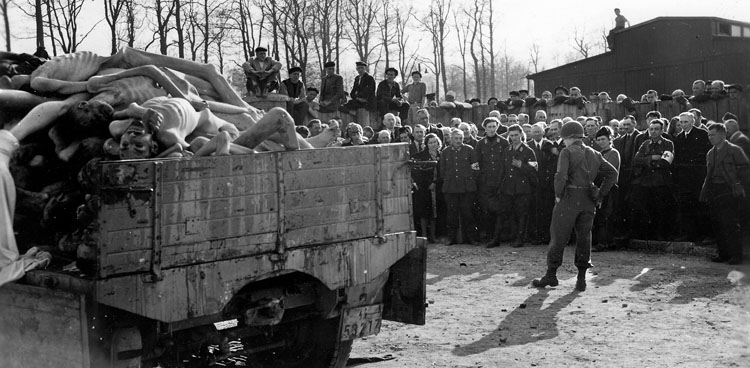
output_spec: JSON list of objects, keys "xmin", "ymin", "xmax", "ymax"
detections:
[
  {"xmin": 487, "ymin": 0, "xmax": 496, "ymax": 98},
  {"xmin": 393, "ymin": 4, "xmax": 419, "ymax": 84},
  {"xmin": 310, "ymin": 0, "xmax": 340, "ymax": 83},
  {"xmin": 374, "ymin": 0, "xmax": 394, "ymax": 68},
  {"xmin": 417, "ymin": 0, "xmax": 451, "ymax": 102},
  {"xmin": 342, "ymin": 0, "xmax": 381, "ymax": 71},
  {"xmin": 45, "ymin": 0, "xmax": 102, "ymax": 53},
  {"xmin": 529, "ymin": 41, "xmax": 541, "ymax": 74},
  {"xmin": 0, "ymin": 0, "xmax": 12, "ymax": 51},
  {"xmin": 174, "ymin": 0, "xmax": 184, "ymax": 58},
  {"xmin": 144, "ymin": 0, "xmax": 176, "ymax": 55},
  {"xmin": 465, "ymin": 0, "xmax": 482, "ymax": 100},
  {"xmin": 452, "ymin": 7, "xmax": 470, "ymax": 99},
  {"xmin": 104, "ymin": 0, "xmax": 126, "ymax": 55},
  {"xmin": 34, "ymin": 0, "xmax": 43, "ymax": 49},
  {"xmin": 118, "ymin": 0, "xmax": 139, "ymax": 48}
]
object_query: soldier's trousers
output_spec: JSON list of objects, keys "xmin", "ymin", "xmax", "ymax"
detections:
[
  {"xmin": 546, "ymin": 188, "xmax": 596, "ymax": 269},
  {"xmin": 444, "ymin": 192, "xmax": 478, "ymax": 239},
  {"xmin": 706, "ymin": 183, "xmax": 743, "ymax": 260}
]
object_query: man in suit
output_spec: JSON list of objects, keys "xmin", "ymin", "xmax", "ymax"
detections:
[
  {"xmin": 242, "ymin": 47, "xmax": 282, "ymax": 98},
  {"xmin": 340, "ymin": 61, "xmax": 376, "ymax": 127},
  {"xmin": 612, "ymin": 115, "xmax": 639, "ymax": 236},
  {"xmin": 673, "ymin": 112, "xmax": 712, "ymax": 241},
  {"xmin": 528, "ymin": 123, "xmax": 555, "ymax": 244},
  {"xmin": 474, "ymin": 117, "xmax": 510, "ymax": 247},
  {"xmin": 409, "ymin": 124, "xmax": 427, "ymax": 158},
  {"xmin": 700, "ymin": 123, "xmax": 750, "ymax": 265},
  {"xmin": 318, "ymin": 61, "xmax": 344, "ymax": 120}
]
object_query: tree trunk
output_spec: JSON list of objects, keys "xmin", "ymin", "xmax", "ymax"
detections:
[
  {"xmin": 35, "ymin": 0, "xmax": 43, "ymax": 49},
  {"xmin": 488, "ymin": 0, "xmax": 495, "ymax": 99},
  {"xmin": 2, "ymin": 0, "xmax": 10, "ymax": 51},
  {"xmin": 175, "ymin": 0, "xmax": 184, "ymax": 58},
  {"xmin": 45, "ymin": 0, "xmax": 56, "ymax": 56}
]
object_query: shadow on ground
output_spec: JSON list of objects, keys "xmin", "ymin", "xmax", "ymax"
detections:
[{"xmin": 452, "ymin": 289, "xmax": 580, "ymax": 356}]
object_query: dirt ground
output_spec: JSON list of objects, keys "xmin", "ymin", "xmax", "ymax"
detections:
[{"xmin": 350, "ymin": 242, "xmax": 750, "ymax": 368}]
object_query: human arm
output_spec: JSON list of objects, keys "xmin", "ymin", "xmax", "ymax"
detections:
[
  {"xmin": 8, "ymin": 93, "xmax": 89, "ymax": 141},
  {"xmin": 553, "ymin": 149, "xmax": 570, "ymax": 199},
  {"xmin": 597, "ymin": 153, "xmax": 618, "ymax": 196}
]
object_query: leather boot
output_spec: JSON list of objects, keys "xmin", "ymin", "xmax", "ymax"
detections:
[
  {"xmin": 485, "ymin": 217, "xmax": 503, "ymax": 248},
  {"xmin": 532, "ymin": 267, "xmax": 559, "ymax": 287},
  {"xmin": 576, "ymin": 267, "xmax": 587, "ymax": 291}
]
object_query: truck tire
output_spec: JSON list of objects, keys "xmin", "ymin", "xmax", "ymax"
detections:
[{"xmin": 250, "ymin": 316, "xmax": 352, "ymax": 368}]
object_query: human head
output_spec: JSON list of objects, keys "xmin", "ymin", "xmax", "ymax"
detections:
[
  {"xmin": 255, "ymin": 47, "xmax": 268, "ymax": 60},
  {"xmin": 449, "ymin": 128, "xmax": 464, "ymax": 148},
  {"xmin": 288, "ymin": 66, "xmax": 302, "ymax": 81},
  {"xmin": 413, "ymin": 124, "xmax": 426, "ymax": 142},
  {"xmin": 541, "ymin": 90, "xmax": 553, "ymax": 101},
  {"xmin": 707, "ymin": 122, "xmax": 727, "ymax": 146},
  {"xmin": 548, "ymin": 119, "xmax": 563, "ymax": 139},
  {"xmin": 678, "ymin": 112, "xmax": 695, "ymax": 133},
  {"xmin": 445, "ymin": 91, "xmax": 456, "ymax": 102},
  {"xmin": 725, "ymin": 119, "xmax": 740, "ymax": 136},
  {"xmin": 560, "ymin": 121, "xmax": 585, "ymax": 141},
  {"xmin": 620, "ymin": 115, "xmax": 635, "ymax": 134},
  {"xmin": 489, "ymin": 110, "xmax": 501, "ymax": 119},
  {"xmin": 569, "ymin": 87, "xmax": 582, "ymax": 98},
  {"xmin": 295, "ymin": 125, "xmax": 310, "ymax": 138},
  {"xmin": 614, "ymin": 8, "xmax": 620, "ymax": 14},
  {"xmin": 458, "ymin": 122, "xmax": 471, "ymax": 140},
  {"xmin": 376, "ymin": 130, "xmax": 392, "ymax": 144},
  {"xmin": 519, "ymin": 89, "xmax": 529, "ymax": 99},
  {"xmin": 518, "ymin": 113, "xmax": 529, "ymax": 125},
  {"xmin": 616, "ymin": 94, "xmax": 627, "ymax": 103},
  {"xmin": 499, "ymin": 114, "xmax": 508, "ymax": 125},
  {"xmin": 385, "ymin": 67, "xmax": 398, "ymax": 81},
  {"xmin": 306, "ymin": 87, "xmax": 319, "ymax": 100},
  {"xmin": 595, "ymin": 126, "xmax": 613, "ymax": 150},
  {"xmin": 411, "ymin": 70, "xmax": 422, "ymax": 82},
  {"xmin": 728, "ymin": 84, "xmax": 743, "ymax": 99},
  {"xmin": 487, "ymin": 97, "xmax": 498, "ymax": 106},
  {"xmin": 363, "ymin": 126, "xmax": 375, "ymax": 139},
  {"xmin": 346, "ymin": 122, "xmax": 364, "ymax": 143},
  {"xmin": 534, "ymin": 110, "xmax": 547, "ymax": 122},
  {"xmin": 508, "ymin": 114, "xmax": 518, "ymax": 125},
  {"xmin": 584, "ymin": 118, "xmax": 599, "ymax": 137},
  {"xmin": 424, "ymin": 133, "xmax": 442, "ymax": 152},
  {"xmin": 646, "ymin": 89, "xmax": 658, "ymax": 103},
  {"xmin": 598, "ymin": 92, "xmax": 612, "ymax": 102},
  {"xmin": 394, "ymin": 115, "xmax": 402, "ymax": 127},
  {"xmin": 723, "ymin": 112, "xmax": 739, "ymax": 123},
  {"xmin": 672, "ymin": 89, "xmax": 685, "ymax": 98},
  {"xmin": 689, "ymin": 108, "xmax": 703, "ymax": 126},
  {"xmin": 70, "ymin": 100, "xmax": 115, "ymax": 129},
  {"xmin": 397, "ymin": 127, "xmax": 411, "ymax": 143},
  {"xmin": 307, "ymin": 119, "xmax": 323, "ymax": 136},
  {"xmin": 648, "ymin": 120, "xmax": 664, "ymax": 139},
  {"xmin": 554, "ymin": 86, "xmax": 568, "ymax": 97},
  {"xmin": 509, "ymin": 90, "xmax": 520, "ymax": 100},
  {"xmin": 482, "ymin": 117, "xmax": 500, "ymax": 137},
  {"xmin": 521, "ymin": 123, "xmax": 532, "ymax": 138},
  {"xmin": 450, "ymin": 117, "xmax": 462, "ymax": 128},
  {"xmin": 324, "ymin": 61, "xmax": 336, "ymax": 75},
  {"xmin": 355, "ymin": 61, "xmax": 367, "ymax": 75},
  {"xmin": 507, "ymin": 124, "xmax": 524, "ymax": 145},
  {"xmin": 692, "ymin": 80, "xmax": 706, "ymax": 96},
  {"xmin": 608, "ymin": 119, "xmax": 619, "ymax": 133},
  {"xmin": 530, "ymin": 123, "xmax": 545, "ymax": 142},
  {"xmin": 645, "ymin": 110, "xmax": 662, "ymax": 124},
  {"xmin": 710, "ymin": 80, "xmax": 725, "ymax": 94},
  {"xmin": 118, "ymin": 118, "xmax": 159, "ymax": 159},
  {"xmin": 383, "ymin": 113, "xmax": 396, "ymax": 129},
  {"xmin": 416, "ymin": 108, "xmax": 430, "ymax": 125}
]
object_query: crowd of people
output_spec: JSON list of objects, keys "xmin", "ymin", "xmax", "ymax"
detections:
[{"xmin": 291, "ymin": 74, "xmax": 750, "ymax": 270}]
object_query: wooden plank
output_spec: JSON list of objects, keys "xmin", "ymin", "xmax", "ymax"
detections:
[
  {"xmin": 0, "ymin": 283, "xmax": 87, "ymax": 368},
  {"xmin": 285, "ymin": 201, "xmax": 377, "ymax": 230},
  {"xmin": 104, "ymin": 227, "xmax": 152, "ymax": 253},
  {"xmin": 161, "ymin": 193, "xmax": 277, "ymax": 225},
  {"xmin": 100, "ymin": 205, "xmax": 152, "ymax": 231},
  {"xmin": 285, "ymin": 183, "xmax": 374, "ymax": 210},
  {"xmin": 162, "ymin": 213, "xmax": 278, "ymax": 244},
  {"xmin": 284, "ymin": 165, "xmax": 376, "ymax": 191},
  {"xmin": 281, "ymin": 146, "xmax": 377, "ymax": 171},
  {"xmin": 99, "ymin": 160, "xmax": 156, "ymax": 188},
  {"xmin": 160, "ymin": 173, "xmax": 278, "ymax": 203},
  {"xmin": 160, "ymin": 234, "xmax": 277, "ymax": 267},
  {"xmin": 285, "ymin": 219, "xmax": 376, "ymax": 248}
]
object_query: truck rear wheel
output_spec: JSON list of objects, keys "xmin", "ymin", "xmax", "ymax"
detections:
[{"xmin": 249, "ymin": 316, "xmax": 352, "ymax": 368}]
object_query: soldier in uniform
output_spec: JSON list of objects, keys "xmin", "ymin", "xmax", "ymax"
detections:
[
  {"xmin": 438, "ymin": 128, "xmax": 479, "ymax": 245},
  {"xmin": 499, "ymin": 125, "xmax": 538, "ymax": 248},
  {"xmin": 474, "ymin": 117, "xmax": 509, "ymax": 247},
  {"xmin": 700, "ymin": 123, "xmax": 750, "ymax": 265},
  {"xmin": 630, "ymin": 120, "xmax": 676, "ymax": 241},
  {"xmin": 532, "ymin": 121, "xmax": 617, "ymax": 292}
]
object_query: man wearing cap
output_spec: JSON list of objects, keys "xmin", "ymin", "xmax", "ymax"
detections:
[
  {"xmin": 438, "ymin": 128, "xmax": 479, "ymax": 245},
  {"xmin": 673, "ymin": 112, "xmax": 711, "ymax": 241},
  {"xmin": 499, "ymin": 124, "xmax": 538, "ymax": 248},
  {"xmin": 532, "ymin": 121, "xmax": 617, "ymax": 292},
  {"xmin": 630, "ymin": 119, "xmax": 676, "ymax": 241},
  {"xmin": 340, "ymin": 61, "xmax": 376, "ymax": 126},
  {"xmin": 474, "ymin": 117, "xmax": 510, "ymax": 247},
  {"xmin": 278, "ymin": 66, "xmax": 308, "ymax": 126},
  {"xmin": 319, "ymin": 61, "xmax": 345, "ymax": 120},
  {"xmin": 376, "ymin": 67, "xmax": 410, "ymax": 121},
  {"xmin": 242, "ymin": 47, "xmax": 282, "ymax": 98},
  {"xmin": 700, "ymin": 123, "xmax": 750, "ymax": 265},
  {"xmin": 552, "ymin": 86, "xmax": 569, "ymax": 106}
]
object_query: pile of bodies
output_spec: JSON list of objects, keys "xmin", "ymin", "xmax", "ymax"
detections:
[{"xmin": 0, "ymin": 48, "xmax": 342, "ymax": 281}]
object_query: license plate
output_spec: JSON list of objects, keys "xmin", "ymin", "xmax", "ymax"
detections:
[{"xmin": 339, "ymin": 304, "xmax": 383, "ymax": 341}]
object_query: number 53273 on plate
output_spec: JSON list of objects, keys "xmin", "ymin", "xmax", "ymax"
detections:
[{"xmin": 340, "ymin": 304, "xmax": 383, "ymax": 341}]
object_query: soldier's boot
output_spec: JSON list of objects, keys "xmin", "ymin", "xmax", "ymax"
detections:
[
  {"xmin": 512, "ymin": 215, "xmax": 529, "ymax": 248},
  {"xmin": 532, "ymin": 267, "xmax": 559, "ymax": 288},
  {"xmin": 485, "ymin": 217, "xmax": 504, "ymax": 248},
  {"xmin": 575, "ymin": 267, "xmax": 587, "ymax": 291}
]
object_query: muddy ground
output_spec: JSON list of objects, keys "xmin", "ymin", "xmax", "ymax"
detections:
[{"xmin": 350, "ymin": 242, "xmax": 750, "ymax": 368}]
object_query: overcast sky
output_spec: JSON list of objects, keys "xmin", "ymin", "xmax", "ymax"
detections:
[{"xmin": 5, "ymin": 0, "xmax": 750, "ymax": 73}]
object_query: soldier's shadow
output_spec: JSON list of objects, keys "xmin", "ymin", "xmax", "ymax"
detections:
[{"xmin": 452, "ymin": 288, "xmax": 579, "ymax": 356}]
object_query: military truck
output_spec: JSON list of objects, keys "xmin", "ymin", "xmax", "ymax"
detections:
[{"xmin": 0, "ymin": 143, "xmax": 426, "ymax": 368}]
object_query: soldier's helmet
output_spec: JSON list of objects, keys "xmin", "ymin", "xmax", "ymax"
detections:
[{"xmin": 561, "ymin": 121, "xmax": 585, "ymax": 139}]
